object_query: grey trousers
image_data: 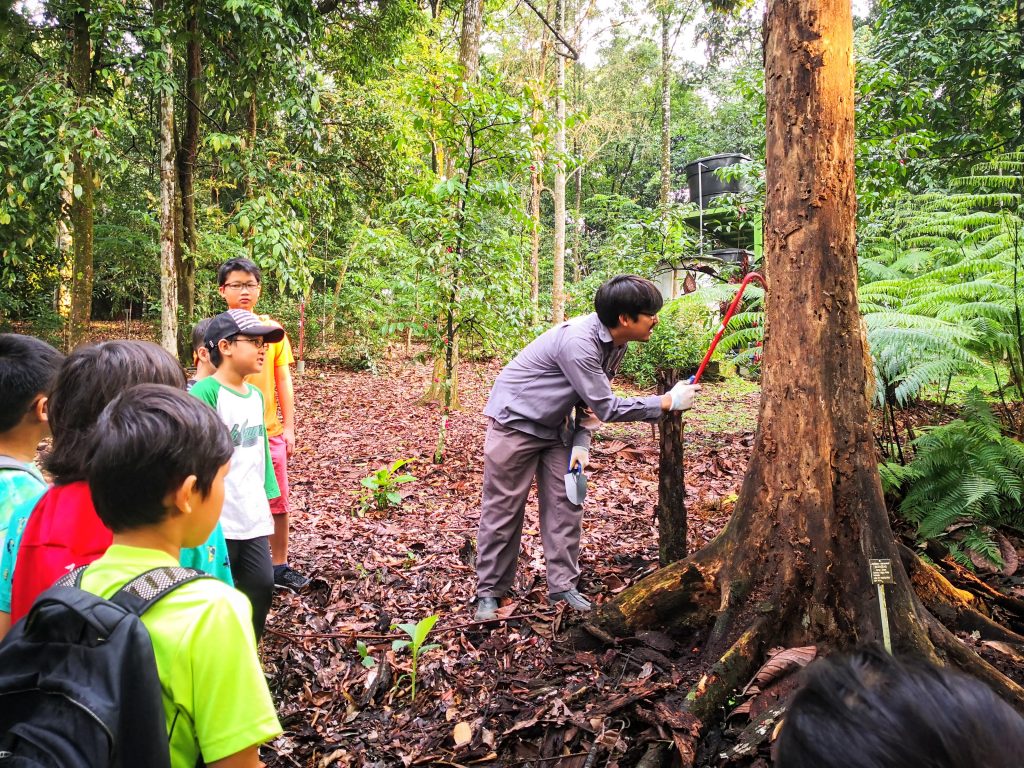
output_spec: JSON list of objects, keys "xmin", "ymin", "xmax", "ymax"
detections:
[{"xmin": 475, "ymin": 419, "xmax": 583, "ymax": 598}]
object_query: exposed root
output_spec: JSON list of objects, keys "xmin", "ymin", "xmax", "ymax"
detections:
[
  {"xmin": 925, "ymin": 613, "xmax": 1024, "ymax": 712},
  {"xmin": 670, "ymin": 619, "xmax": 771, "ymax": 768},
  {"xmin": 590, "ymin": 540, "xmax": 725, "ymax": 637},
  {"xmin": 901, "ymin": 545, "xmax": 1024, "ymax": 645},
  {"xmin": 940, "ymin": 556, "xmax": 1024, "ymax": 618}
]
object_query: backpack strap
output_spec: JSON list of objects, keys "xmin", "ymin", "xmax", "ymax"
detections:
[
  {"xmin": 53, "ymin": 565, "xmax": 90, "ymax": 589},
  {"xmin": 109, "ymin": 566, "xmax": 211, "ymax": 616}
]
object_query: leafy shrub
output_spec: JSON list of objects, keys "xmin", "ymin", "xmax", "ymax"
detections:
[
  {"xmin": 880, "ymin": 391, "xmax": 1024, "ymax": 568},
  {"xmin": 619, "ymin": 295, "xmax": 716, "ymax": 387}
]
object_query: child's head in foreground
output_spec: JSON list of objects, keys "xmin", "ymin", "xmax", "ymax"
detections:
[
  {"xmin": 46, "ymin": 340, "xmax": 185, "ymax": 483},
  {"xmin": 88, "ymin": 384, "xmax": 233, "ymax": 547},
  {"xmin": 0, "ymin": 334, "xmax": 64, "ymax": 443},
  {"xmin": 774, "ymin": 645, "xmax": 1024, "ymax": 768}
]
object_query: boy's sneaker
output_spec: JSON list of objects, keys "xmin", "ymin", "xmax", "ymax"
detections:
[{"xmin": 273, "ymin": 564, "xmax": 310, "ymax": 591}]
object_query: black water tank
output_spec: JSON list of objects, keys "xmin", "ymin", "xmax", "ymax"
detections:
[{"xmin": 684, "ymin": 153, "xmax": 750, "ymax": 209}]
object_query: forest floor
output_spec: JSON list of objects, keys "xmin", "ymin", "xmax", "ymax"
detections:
[
  {"xmin": 57, "ymin": 323, "xmax": 1024, "ymax": 766},
  {"xmin": 262, "ymin": 349, "xmax": 759, "ymax": 768}
]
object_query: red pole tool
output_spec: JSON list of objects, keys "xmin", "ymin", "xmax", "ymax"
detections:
[{"xmin": 689, "ymin": 271, "xmax": 767, "ymax": 384}]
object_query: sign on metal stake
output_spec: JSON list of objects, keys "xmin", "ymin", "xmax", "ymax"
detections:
[{"xmin": 869, "ymin": 559, "xmax": 895, "ymax": 654}]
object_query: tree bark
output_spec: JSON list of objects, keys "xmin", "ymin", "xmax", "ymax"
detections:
[
  {"xmin": 659, "ymin": 9, "xmax": 671, "ymax": 206},
  {"xmin": 68, "ymin": 3, "xmax": 94, "ymax": 350},
  {"xmin": 657, "ymin": 368, "xmax": 687, "ymax": 565},
  {"xmin": 550, "ymin": 0, "xmax": 566, "ymax": 324},
  {"xmin": 175, "ymin": 0, "xmax": 201, "ymax": 353},
  {"xmin": 156, "ymin": 0, "xmax": 178, "ymax": 356}
]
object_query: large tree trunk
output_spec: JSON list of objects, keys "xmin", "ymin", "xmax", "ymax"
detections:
[
  {"xmin": 659, "ymin": 9, "xmax": 671, "ymax": 206},
  {"xmin": 156, "ymin": 0, "xmax": 178, "ymax": 356},
  {"xmin": 586, "ymin": 0, "xmax": 1024, "ymax": 760},
  {"xmin": 550, "ymin": 0, "xmax": 566, "ymax": 325},
  {"xmin": 68, "ymin": 3, "xmax": 94, "ymax": 350}
]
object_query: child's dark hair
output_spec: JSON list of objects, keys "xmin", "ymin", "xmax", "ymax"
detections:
[
  {"xmin": 217, "ymin": 257, "xmax": 262, "ymax": 286},
  {"xmin": 208, "ymin": 337, "xmax": 229, "ymax": 368},
  {"xmin": 774, "ymin": 645, "xmax": 1024, "ymax": 768},
  {"xmin": 192, "ymin": 318, "xmax": 213, "ymax": 355},
  {"xmin": 0, "ymin": 334, "xmax": 64, "ymax": 433},
  {"xmin": 594, "ymin": 275, "xmax": 663, "ymax": 328},
  {"xmin": 46, "ymin": 340, "xmax": 186, "ymax": 482},
  {"xmin": 88, "ymin": 384, "xmax": 233, "ymax": 532}
]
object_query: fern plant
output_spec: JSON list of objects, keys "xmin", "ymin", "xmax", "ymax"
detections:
[{"xmin": 880, "ymin": 390, "xmax": 1024, "ymax": 568}]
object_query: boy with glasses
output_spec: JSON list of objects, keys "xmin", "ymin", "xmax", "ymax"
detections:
[
  {"xmin": 190, "ymin": 309, "xmax": 285, "ymax": 639},
  {"xmin": 217, "ymin": 257, "xmax": 310, "ymax": 591}
]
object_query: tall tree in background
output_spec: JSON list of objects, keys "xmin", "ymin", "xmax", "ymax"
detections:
[
  {"xmin": 550, "ymin": 0, "xmax": 567, "ymax": 324},
  {"xmin": 659, "ymin": 7, "xmax": 671, "ymax": 206},
  {"xmin": 591, "ymin": 0, "xmax": 1024, "ymax": 760},
  {"xmin": 155, "ymin": 0, "xmax": 178, "ymax": 354},
  {"xmin": 67, "ymin": 1, "xmax": 94, "ymax": 348}
]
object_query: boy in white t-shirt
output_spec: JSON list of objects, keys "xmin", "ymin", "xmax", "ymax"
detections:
[{"xmin": 190, "ymin": 309, "xmax": 284, "ymax": 640}]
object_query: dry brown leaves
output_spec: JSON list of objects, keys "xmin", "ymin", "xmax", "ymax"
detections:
[{"xmin": 262, "ymin": 350, "xmax": 757, "ymax": 767}]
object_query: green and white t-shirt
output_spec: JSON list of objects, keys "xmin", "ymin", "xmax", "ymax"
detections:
[
  {"xmin": 190, "ymin": 378, "xmax": 280, "ymax": 539},
  {"xmin": 80, "ymin": 545, "xmax": 281, "ymax": 766}
]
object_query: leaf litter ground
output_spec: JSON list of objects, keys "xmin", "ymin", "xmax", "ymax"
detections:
[{"xmin": 262, "ymin": 352, "xmax": 758, "ymax": 768}]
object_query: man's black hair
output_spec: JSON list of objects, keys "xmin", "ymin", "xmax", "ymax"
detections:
[
  {"xmin": 217, "ymin": 257, "xmax": 262, "ymax": 286},
  {"xmin": 594, "ymin": 275, "xmax": 663, "ymax": 328},
  {"xmin": 46, "ymin": 341, "xmax": 186, "ymax": 483},
  {"xmin": 0, "ymin": 334, "xmax": 64, "ymax": 433},
  {"xmin": 191, "ymin": 318, "xmax": 213, "ymax": 355},
  {"xmin": 207, "ymin": 337, "xmax": 229, "ymax": 367},
  {"xmin": 89, "ymin": 384, "xmax": 233, "ymax": 532},
  {"xmin": 775, "ymin": 645, "xmax": 1024, "ymax": 768}
]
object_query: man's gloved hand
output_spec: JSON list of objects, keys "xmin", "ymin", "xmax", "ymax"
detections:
[
  {"xmin": 668, "ymin": 382, "xmax": 701, "ymax": 411},
  {"xmin": 569, "ymin": 445, "xmax": 589, "ymax": 472}
]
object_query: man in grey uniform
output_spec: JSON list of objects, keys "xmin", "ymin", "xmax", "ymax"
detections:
[{"xmin": 474, "ymin": 275, "xmax": 700, "ymax": 621}]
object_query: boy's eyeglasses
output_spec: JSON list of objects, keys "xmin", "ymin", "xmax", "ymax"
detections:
[
  {"xmin": 231, "ymin": 337, "xmax": 266, "ymax": 349},
  {"xmin": 223, "ymin": 282, "xmax": 261, "ymax": 291}
]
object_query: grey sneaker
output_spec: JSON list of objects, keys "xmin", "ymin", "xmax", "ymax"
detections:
[
  {"xmin": 550, "ymin": 589, "xmax": 593, "ymax": 612},
  {"xmin": 474, "ymin": 597, "xmax": 500, "ymax": 622}
]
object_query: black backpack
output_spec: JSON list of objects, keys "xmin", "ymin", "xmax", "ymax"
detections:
[{"xmin": 0, "ymin": 565, "xmax": 209, "ymax": 767}]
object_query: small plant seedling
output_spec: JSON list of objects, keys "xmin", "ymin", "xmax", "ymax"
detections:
[
  {"xmin": 358, "ymin": 458, "xmax": 416, "ymax": 515},
  {"xmin": 391, "ymin": 614, "xmax": 440, "ymax": 702},
  {"xmin": 355, "ymin": 640, "xmax": 377, "ymax": 669}
]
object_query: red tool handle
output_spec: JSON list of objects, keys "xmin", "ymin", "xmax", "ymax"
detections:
[{"xmin": 688, "ymin": 271, "xmax": 767, "ymax": 385}]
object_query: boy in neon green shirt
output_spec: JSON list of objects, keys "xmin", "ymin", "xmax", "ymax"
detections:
[{"xmin": 81, "ymin": 383, "xmax": 280, "ymax": 768}]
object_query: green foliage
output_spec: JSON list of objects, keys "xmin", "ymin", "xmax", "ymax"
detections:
[
  {"xmin": 391, "ymin": 614, "xmax": 440, "ymax": 702},
  {"xmin": 359, "ymin": 459, "xmax": 416, "ymax": 515},
  {"xmin": 881, "ymin": 391, "xmax": 1024, "ymax": 568},
  {"xmin": 619, "ymin": 295, "xmax": 717, "ymax": 386},
  {"xmin": 355, "ymin": 640, "xmax": 377, "ymax": 669},
  {"xmin": 858, "ymin": 158, "xmax": 1024, "ymax": 410}
]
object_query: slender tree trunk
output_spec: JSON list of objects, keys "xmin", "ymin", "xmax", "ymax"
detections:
[
  {"xmin": 657, "ymin": 368, "xmax": 687, "ymax": 564},
  {"xmin": 659, "ymin": 9, "xmax": 672, "ymax": 206},
  {"xmin": 68, "ymin": 3, "xmax": 94, "ymax": 350},
  {"xmin": 551, "ymin": 0, "xmax": 566, "ymax": 324},
  {"xmin": 424, "ymin": 0, "xmax": 483, "ymax": 410},
  {"xmin": 530, "ymin": 159, "xmax": 543, "ymax": 323},
  {"xmin": 156, "ymin": 0, "xmax": 178, "ymax": 356},
  {"xmin": 175, "ymin": 0, "xmax": 201, "ymax": 352}
]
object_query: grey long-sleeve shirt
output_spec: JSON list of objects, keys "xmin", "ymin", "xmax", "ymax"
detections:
[{"xmin": 483, "ymin": 313, "xmax": 664, "ymax": 449}]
